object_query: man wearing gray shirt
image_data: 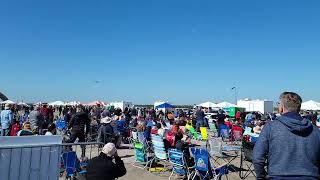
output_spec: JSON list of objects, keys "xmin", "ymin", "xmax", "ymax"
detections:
[{"xmin": 29, "ymin": 105, "xmax": 44, "ymax": 134}]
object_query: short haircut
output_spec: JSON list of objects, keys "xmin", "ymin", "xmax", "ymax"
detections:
[{"xmin": 279, "ymin": 92, "xmax": 302, "ymax": 113}]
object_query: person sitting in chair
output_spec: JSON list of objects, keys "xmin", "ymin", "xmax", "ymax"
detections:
[
  {"xmin": 97, "ymin": 117, "xmax": 116, "ymax": 145},
  {"xmin": 17, "ymin": 122, "xmax": 34, "ymax": 136},
  {"xmin": 175, "ymin": 132, "xmax": 194, "ymax": 167}
]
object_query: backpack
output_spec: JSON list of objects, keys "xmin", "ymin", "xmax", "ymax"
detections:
[{"xmin": 10, "ymin": 123, "xmax": 21, "ymax": 136}]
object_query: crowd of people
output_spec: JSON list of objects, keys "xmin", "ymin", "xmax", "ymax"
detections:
[{"xmin": 1, "ymin": 92, "xmax": 320, "ymax": 180}]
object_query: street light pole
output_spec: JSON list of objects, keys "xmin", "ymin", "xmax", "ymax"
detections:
[{"xmin": 232, "ymin": 87, "xmax": 237, "ymax": 105}]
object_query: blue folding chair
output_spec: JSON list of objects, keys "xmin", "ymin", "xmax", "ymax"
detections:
[
  {"xmin": 56, "ymin": 119, "xmax": 67, "ymax": 130},
  {"xmin": 218, "ymin": 124, "xmax": 230, "ymax": 141},
  {"xmin": 190, "ymin": 147, "xmax": 229, "ymax": 180},
  {"xmin": 190, "ymin": 147, "xmax": 210, "ymax": 180},
  {"xmin": 150, "ymin": 135, "xmax": 168, "ymax": 172},
  {"xmin": 62, "ymin": 151, "xmax": 81, "ymax": 180},
  {"xmin": 56, "ymin": 119, "xmax": 68, "ymax": 136},
  {"xmin": 168, "ymin": 149, "xmax": 193, "ymax": 180}
]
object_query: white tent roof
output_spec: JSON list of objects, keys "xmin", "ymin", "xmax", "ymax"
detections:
[
  {"xmin": 214, "ymin": 101, "xmax": 237, "ymax": 108},
  {"xmin": 0, "ymin": 100, "xmax": 16, "ymax": 104},
  {"xmin": 197, "ymin": 102, "xmax": 218, "ymax": 108},
  {"xmin": 84, "ymin": 101, "xmax": 106, "ymax": 106},
  {"xmin": 17, "ymin": 102, "xmax": 29, "ymax": 106},
  {"xmin": 301, "ymin": 100, "xmax": 320, "ymax": 111},
  {"xmin": 66, "ymin": 101, "xmax": 81, "ymax": 106},
  {"xmin": 48, "ymin": 101, "xmax": 65, "ymax": 106}
]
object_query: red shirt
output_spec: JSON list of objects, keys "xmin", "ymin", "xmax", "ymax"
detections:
[{"xmin": 236, "ymin": 111, "xmax": 241, "ymax": 119}]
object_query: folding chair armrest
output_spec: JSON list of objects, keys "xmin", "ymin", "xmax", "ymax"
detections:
[{"xmin": 212, "ymin": 162, "xmax": 229, "ymax": 170}]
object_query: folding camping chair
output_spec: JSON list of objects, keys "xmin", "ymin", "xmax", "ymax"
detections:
[
  {"xmin": 150, "ymin": 135, "xmax": 169, "ymax": 173},
  {"xmin": 207, "ymin": 138, "xmax": 240, "ymax": 176},
  {"xmin": 189, "ymin": 147, "xmax": 228, "ymax": 180},
  {"xmin": 209, "ymin": 123, "xmax": 218, "ymax": 137},
  {"xmin": 168, "ymin": 149, "xmax": 193, "ymax": 180},
  {"xmin": 127, "ymin": 128, "xmax": 138, "ymax": 149},
  {"xmin": 186, "ymin": 123, "xmax": 193, "ymax": 131},
  {"xmin": 137, "ymin": 131, "xmax": 151, "ymax": 151},
  {"xmin": 188, "ymin": 127, "xmax": 202, "ymax": 141},
  {"xmin": 218, "ymin": 124, "xmax": 231, "ymax": 142},
  {"xmin": 200, "ymin": 127, "xmax": 208, "ymax": 141},
  {"xmin": 132, "ymin": 141, "xmax": 153, "ymax": 169},
  {"xmin": 240, "ymin": 141, "xmax": 256, "ymax": 179},
  {"xmin": 231, "ymin": 126, "xmax": 243, "ymax": 145},
  {"xmin": 62, "ymin": 151, "xmax": 85, "ymax": 180}
]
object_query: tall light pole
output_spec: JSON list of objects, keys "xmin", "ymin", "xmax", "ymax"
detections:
[{"xmin": 231, "ymin": 87, "xmax": 237, "ymax": 105}]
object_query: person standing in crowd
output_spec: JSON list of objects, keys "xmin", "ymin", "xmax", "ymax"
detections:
[
  {"xmin": 117, "ymin": 115, "xmax": 127, "ymax": 140},
  {"xmin": 101, "ymin": 108, "xmax": 111, "ymax": 118},
  {"xmin": 236, "ymin": 110, "xmax": 241, "ymax": 121},
  {"xmin": 131, "ymin": 107, "xmax": 137, "ymax": 117},
  {"xmin": 20, "ymin": 106, "xmax": 30, "ymax": 124},
  {"xmin": 48, "ymin": 105, "xmax": 54, "ymax": 124},
  {"xmin": 0, "ymin": 104, "xmax": 14, "ymax": 136},
  {"xmin": 64, "ymin": 109, "xmax": 72, "ymax": 124},
  {"xmin": 149, "ymin": 108, "xmax": 156, "ymax": 119},
  {"xmin": 114, "ymin": 108, "xmax": 122, "ymax": 116},
  {"xmin": 93, "ymin": 104, "xmax": 102, "ymax": 121},
  {"xmin": 67, "ymin": 107, "xmax": 90, "ymax": 157},
  {"xmin": 217, "ymin": 110, "xmax": 226, "ymax": 125},
  {"xmin": 253, "ymin": 92, "xmax": 320, "ymax": 180},
  {"xmin": 86, "ymin": 143, "xmax": 126, "ymax": 180},
  {"xmin": 40, "ymin": 104, "xmax": 50, "ymax": 129},
  {"xmin": 58, "ymin": 106, "xmax": 63, "ymax": 117},
  {"xmin": 29, "ymin": 105, "xmax": 44, "ymax": 134},
  {"xmin": 195, "ymin": 107, "xmax": 206, "ymax": 131}
]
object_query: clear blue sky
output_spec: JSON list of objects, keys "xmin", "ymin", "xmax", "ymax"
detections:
[{"xmin": 1, "ymin": 0, "xmax": 320, "ymax": 104}]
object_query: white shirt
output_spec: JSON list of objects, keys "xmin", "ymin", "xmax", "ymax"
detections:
[{"xmin": 45, "ymin": 131, "xmax": 53, "ymax": 136}]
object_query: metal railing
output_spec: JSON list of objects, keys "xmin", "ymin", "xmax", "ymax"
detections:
[{"xmin": 0, "ymin": 138, "xmax": 103, "ymax": 180}]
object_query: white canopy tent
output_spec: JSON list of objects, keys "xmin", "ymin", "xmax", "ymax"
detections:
[
  {"xmin": 301, "ymin": 100, "xmax": 320, "ymax": 111},
  {"xmin": 48, "ymin": 101, "xmax": 65, "ymax": 106},
  {"xmin": 66, "ymin": 101, "xmax": 81, "ymax": 106},
  {"xmin": 197, "ymin": 102, "xmax": 218, "ymax": 108},
  {"xmin": 0, "ymin": 100, "xmax": 16, "ymax": 105},
  {"xmin": 84, "ymin": 101, "xmax": 106, "ymax": 106},
  {"xmin": 17, "ymin": 102, "xmax": 29, "ymax": 107},
  {"xmin": 214, "ymin": 101, "xmax": 237, "ymax": 108}
]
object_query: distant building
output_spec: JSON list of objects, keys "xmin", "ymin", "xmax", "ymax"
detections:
[
  {"xmin": 237, "ymin": 99, "xmax": 274, "ymax": 114},
  {"xmin": 109, "ymin": 101, "xmax": 133, "ymax": 111}
]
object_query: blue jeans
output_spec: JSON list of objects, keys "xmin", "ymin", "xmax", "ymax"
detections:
[
  {"xmin": 196, "ymin": 119, "xmax": 207, "ymax": 131},
  {"xmin": 1, "ymin": 129, "xmax": 9, "ymax": 136}
]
